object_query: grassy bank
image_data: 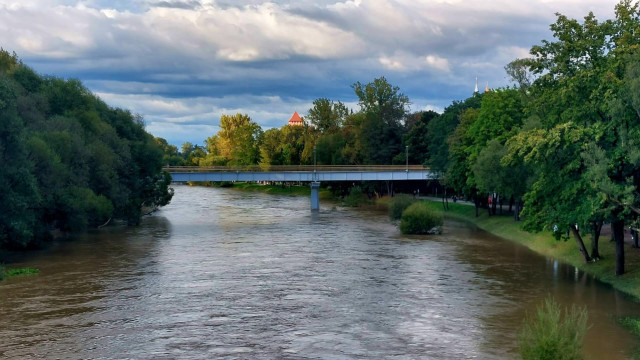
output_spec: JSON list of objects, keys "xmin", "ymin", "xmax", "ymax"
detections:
[{"xmin": 415, "ymin": 199, "xmax": 640, "ymax": 300}]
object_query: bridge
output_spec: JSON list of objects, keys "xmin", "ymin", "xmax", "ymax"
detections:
[{"xmin": 164, "ymin": 165, "xmax": 435, "ymax": 211}]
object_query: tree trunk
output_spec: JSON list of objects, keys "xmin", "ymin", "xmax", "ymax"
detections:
[
  {"xmin": 508, "ymin": 195, "xmax": 514, "ymax": 213},
  {"xmin": 590, "ymin": 221, "xmax": 602, "ymax": 260},
  {"xmin": 444, "ymin": 188, "xmax": 449, "ymax": 210},
  {"xmin": 499, "ymin": 195, "xmax": 503, "ymax": 215},
  {"xmin": 610, "ymin": 222, "xmax": 615, "ymax": 242},
  {"xmin": 474, "ymin": 193, "xmax": 479, "ymax": 217},
  {"xmin": 632, "ymin": 229, "xmax": 638, "ymax": 248},
  {"xmin": 441, "ymin": 188, "xmax": 449, "ymax": 211},
  {"xmin": 569, "ymin": 226, "xmax": 591, "ymax": 263},
  {"xmin": 513, "ymin": 198, "xmax": 520, "ymax": 221},
  {"xmin": 613, "ymin": 219, "xmax": 625, "ymax": 275}
]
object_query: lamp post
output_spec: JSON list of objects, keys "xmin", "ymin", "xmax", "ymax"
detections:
[{"xmin": 405, "ymin": 145, "xmax": 408, "ymax": 172}]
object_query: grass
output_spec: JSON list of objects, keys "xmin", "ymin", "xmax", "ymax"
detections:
[
  {"xmin": 620, "ymin": 317, "xmax": 640, "ymax": 337},
  {"xmin": 619, "ymin": 317, "xmax": 640, "ymax": 359},
  {"xmin": 0, "ymin": 266, "xmax": 39, "ymax": 280},
  {"xmin": 383, "ymin": 198, "xmax": 640, "ymax": 301},
  {"xmin": 519, "ymin": 297, "xmax": 588, "ymax": 360}
]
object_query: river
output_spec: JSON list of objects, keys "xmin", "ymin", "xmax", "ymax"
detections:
[{"xmin": 0, "ymin": 184, "xmax": 638, "ymax": 359}]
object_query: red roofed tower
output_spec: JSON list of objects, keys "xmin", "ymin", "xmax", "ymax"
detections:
[{"xmin": 288, "ymin": 111, "xmax": 304, "ymax": 126}]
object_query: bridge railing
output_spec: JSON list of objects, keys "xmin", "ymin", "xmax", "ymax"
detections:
[{"xmin": 163, "ymin": 165, "xmax": 430, "ymax": 173}]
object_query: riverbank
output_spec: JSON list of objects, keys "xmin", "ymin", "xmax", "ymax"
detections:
[{"xmin": 412, "ymin": 199, "xmax": 640, "ymax": 301}]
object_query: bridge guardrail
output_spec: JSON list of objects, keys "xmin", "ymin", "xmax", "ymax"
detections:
[{"xmin": 163, "ymin": 165, "xmax": 430, "ymax": 173}]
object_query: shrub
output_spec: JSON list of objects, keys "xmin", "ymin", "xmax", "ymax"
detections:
[
  {"xmin": 399, "ymin": 202, "xmax": 443, "ymax": 234},
  {"xmin": 389, "ymin": 195, "xmax": 416, "ymax": 220},
  {"xmin": 342, "ymin": 186, "xmax": 369, "ymax": 207},
  {"xmin": 519, "ymin": 297, "xmax": 588, "ymax": 360}
]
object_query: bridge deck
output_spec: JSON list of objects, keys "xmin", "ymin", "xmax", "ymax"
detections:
[{"xmin": 164, "ymin": 165, "xmax": 434, "ymax": 182}]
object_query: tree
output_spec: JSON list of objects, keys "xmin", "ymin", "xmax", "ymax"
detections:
[
  {"xmin": 352, "ymin": 76, "xmax": 409, "ymax": 127},
  {"xmin": 259, "ymin": 128, "xmax": 284, "ymax": 165},
  {"xmin": 426, "ymin": 95, "xmax": 482, "ymax": 172},
  {"xmin": 0, "ymin": 49, "xmax": 174, "ymax": 248},
  {"xmin": 505, "ymin": 123, "xmax": 604, "ymax": 263},
  {"xmin": 216, "ymin": 113, "xmax": 263, "ymax": 165},
  {"xmin": 404, "ymin": 111, "xmax": 438, "ymax": 165},
  {"xmin": 155, "ymin": 137, "xmax": 183, "ymax": 166},
  {"xmin": 307, "ymin": 98, "xmax": 348, "ymax": 133},
  {"xmin": 0, "ymin": 75, "xmax": 40, "ymax": 248},
  {"xmin": 510, "ymin": 1, "xmax": 640, "ymax": 274},
  {"xmin": 351, "ymin": 77, "xmax": 409, "ymax": 164}
]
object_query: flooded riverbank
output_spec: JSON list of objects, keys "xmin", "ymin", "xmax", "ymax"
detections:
[{"xmin": 0, "ymin": 185, "xmax": 638, "ymax": 359}]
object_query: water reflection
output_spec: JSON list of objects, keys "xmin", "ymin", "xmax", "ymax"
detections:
[{"xmin": 0, "ymin": 185, "xmax": 637, "ymax": 359}]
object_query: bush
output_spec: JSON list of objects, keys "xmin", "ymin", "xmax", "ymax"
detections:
[
  {"xmin": 399, "ymin": 202, "xmax": 443, "ymax": 234},
  {"xmin": 389, "ymin": 195, "xmax": 416, "ymax": 220},
  {"xmin": 519, "ymin": 297, "xmax": 588, "ymax": 360},
  {"xmin": 342, "ymin": 186, "xmax": 369, "ymax": 207}
]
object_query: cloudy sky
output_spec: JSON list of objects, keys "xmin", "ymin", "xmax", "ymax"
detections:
[{"xmin": 0, "ymin": 0, "xmax": 619, "ymax": 146}]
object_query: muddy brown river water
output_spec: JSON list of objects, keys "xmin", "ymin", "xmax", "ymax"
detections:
[{"xmin": 0, "ymin": 184, "xmax": 639, "ymax": 359}]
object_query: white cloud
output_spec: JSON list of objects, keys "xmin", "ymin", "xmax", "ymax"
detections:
[
  {"xmin": 425, "ymin": 55, "xmax": 451, "ymax": 72},
  {"xmin": 0, "ymin": 0, "xmax": 623, "ymax": 145}
]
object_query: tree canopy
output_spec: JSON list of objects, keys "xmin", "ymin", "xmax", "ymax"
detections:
[{"xmin": 0, "ymin": 50, "xmax": 173, "ymax": 249}]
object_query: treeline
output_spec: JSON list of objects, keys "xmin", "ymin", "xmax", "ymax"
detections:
[
  {"xmin": 160, "ymin": 0, "xmax": 640, "ymax": 276},
  {"xmin": 0, "ymin": 50, "xmax": 173, "ymax": 250},
  {"xmin": 157, "ymin": 77, "xmax": 434, "ymax": 169}
]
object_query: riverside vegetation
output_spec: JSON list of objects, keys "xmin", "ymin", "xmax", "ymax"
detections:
[
  {"xmin": 518, "ymin": 297, "xmax": 589, "ymax": 360},
  {"xmin": 160, "ymin": 1, "xmax": 640, "ymax": 281},
  {"xmin": 0, "ymin": 50, "xmax": 173, "ymax": 250}
]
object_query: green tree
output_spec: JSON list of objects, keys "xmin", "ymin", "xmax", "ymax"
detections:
[
  {"xmin": 307, "ymin": 98, "xmax": 348, "ymax": 133},
  {"xmin": 352, "ymin": 76, "xmax": 409, "ymax": 126},
  {"xmin": 259, "ymin": 128, "xmax": 284, "ymax": 165},
  {"xmin": 509, "ymin": 1, "xmax": 640, "ymax": 273},
  {"xmin": 0, "ymin": 75, "xmax": 40, "ymax": 248},
  {"xmin": 154, "ymin": 137, "xmax": 183, "ymax": 166},
  {"xmin": 426, "ymin": 95, "xmax": 482, "ymax": 172},
  {"xmin": 404, "ymin": 110, "xmax": 438, "ymax": 165},
  {"xmin": 350, "ymin": 77, "xmax": 409, "ymax": 164},
  {"xmin": 216, "ymin": 113, "xmax": 263, "ymax": 165},
  {"xmin": 0, "ymin": 49, "xmax": 174, "ymax": 247}
]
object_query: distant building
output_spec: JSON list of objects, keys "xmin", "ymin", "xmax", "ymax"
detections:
[
  {"xmin": 288, "ymin": 111, "xmax": 304, "ymax": 126},
  {"xmin": 473, "ymin": 76, "xmax": 490, "ymax": 96}
]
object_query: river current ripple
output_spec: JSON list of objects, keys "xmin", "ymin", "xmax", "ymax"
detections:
[{"xmin": 0, "ymin": 185, "xmax": 638, "ymax": 359}]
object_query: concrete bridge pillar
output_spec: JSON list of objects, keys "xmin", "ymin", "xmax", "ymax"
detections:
[{"xmin": 310, "ymin": 181, "xmax": 320, "ymax": 211}]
